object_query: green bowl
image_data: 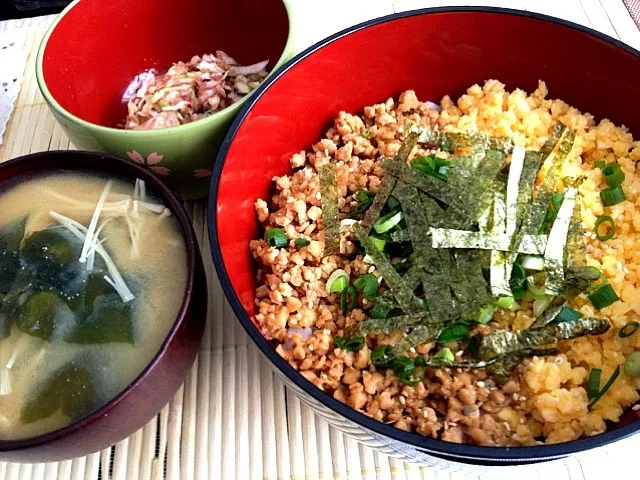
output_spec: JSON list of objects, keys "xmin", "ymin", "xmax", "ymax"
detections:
[{"xmin": 36, "ymin": 0, "xmax": 295, "ymax": 200}]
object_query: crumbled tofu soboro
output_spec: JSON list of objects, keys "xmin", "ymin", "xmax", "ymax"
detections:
[{"xmin": 250, "ymin": 80, "xmax": 640, "ymax": 446}]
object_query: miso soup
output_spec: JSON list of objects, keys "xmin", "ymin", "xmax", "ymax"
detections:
[{"xmin": 0, "ymin": 172, "xmax": 187, "ymax": 440}]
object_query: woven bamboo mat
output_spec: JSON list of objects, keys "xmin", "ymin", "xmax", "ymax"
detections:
[{"xmin": 0, "ymin": 2, "xmax": 639, "ymax": 479}]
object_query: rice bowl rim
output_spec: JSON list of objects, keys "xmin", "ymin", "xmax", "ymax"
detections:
[{"xmin": 208, "ymin": 6, "xmax": 640, "ymax": 464}]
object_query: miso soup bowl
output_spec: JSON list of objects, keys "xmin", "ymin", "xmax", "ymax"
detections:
[
  {"xmin": 36, "ymin": 0, "xmax": 294, "ymax": 201},
  {"xmin": 209, "ymin": 7, "xmax": 640, "ymax": 468},
  {"xmin": 0, "ymin": 151, "xmax": 207, "ymax": 463}
]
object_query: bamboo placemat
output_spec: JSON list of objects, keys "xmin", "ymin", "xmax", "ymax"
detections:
[{"xmin": 0, "ymin": 2, "xmax": 639, "ymax": 479}]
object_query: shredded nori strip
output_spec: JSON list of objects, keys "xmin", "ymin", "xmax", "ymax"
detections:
[
  {"xmin": 390, "ymin": 229, "xmax": 411, "ymax": 243},
  {"xmin": 453, "ymin": 249, "xmax": 490, "ymax": 312},
  {"xmin": 360, "ymin": 177, "xmax": 397, "ymax": 234},
  {"xmin": 418, "ymin": 192, "xmax": 449, "ymax": 227},
  {"xmin": 376, "ymin": 264, "xmax": 424, "ymax": 309},
  {"xmin": 469, "ymin": 317, "xmax": 610, "ymax": 360},
  {"xmin": 486, "ymin": 348, "xmax": 558, "ymax": 385},
  {"xmin": 353, "ymin": 223, "xmax": 425, "ymax": 313},
  {"xmin": 355, "ymin": 313, "xmax": 441, "ymax": 335},
  {"xmin": 318, "ymin": 164, "xmax": 341, "ymax": 256},
  {"xmin": 395, "ymin": 181, "xmax": 442, "ymax": 271},
  {"xmin": 523, "ymin": 126, "xmax": 575, "ymax": 236},
  {"xmin": 396, "ymin": 131, "xmax": 421, "ymax": 163},
  {"xmin": 504, "ymin": 149, "xmax": 544, "ymax": 257},
  {"xmin": 360, "ymin": 132, "xmax": 420, "ymax": 232},
  {"xmin": 383, "ymin": 160, "xmax": 466, "ymax": 214},
  {"xmin": 448, "ymin": 150, "xmax": 506, "ymax": 228},
  {"xmin": 389, "ymin": 324, "xmax": 446, "ymax": 356},
  {"xmin": 430, "ymin": 229, "xmax": 547, "ymax": 254},
  {"xmin": 564, "ymin": 200, "xmax": 595, "ymax": 298},
  {"xmin": 414, "ymin": 126, "xmax": 515, "ymax": 155},
  {"xmin": 544, "ymin": 188, "xmax": 577, "ymax": 295},
  {"xmin": 422, "ymin": 274, "xmax": 458, "ymax": 322}
]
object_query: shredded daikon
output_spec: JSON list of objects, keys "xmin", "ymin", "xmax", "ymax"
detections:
[
  {"xmin": 79, "ymin": 181, "xmax": 112, "ymax": 263},
  {"xmin": 0, "ymin": 369, "xmax": 11, "ymax": 396},
  {"xmin": 49, "ymin": 211, "xmax": 135, "ymax": 303}
]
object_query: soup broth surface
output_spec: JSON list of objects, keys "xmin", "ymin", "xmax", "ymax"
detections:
[{"xmin": 0, "ymin": 171, "xmax": 188, "ymax": 440}]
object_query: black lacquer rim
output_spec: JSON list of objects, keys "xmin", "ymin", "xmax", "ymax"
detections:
[{"xmin": 209, "ymin": 6, "xmax": 640, "ymax": 464}]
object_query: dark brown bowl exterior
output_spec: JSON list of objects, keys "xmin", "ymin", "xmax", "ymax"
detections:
[{"xmin": 0, "ymin": 151, "xmax": 207, "ymax": 463}]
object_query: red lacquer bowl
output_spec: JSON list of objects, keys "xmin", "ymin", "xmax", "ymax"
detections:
[
  {"xmin": 0, "ymin": 151, "xmax": 207, "ymax": 462},
  {"xmin": 209, "ymin": 8, "xmax": 640, "ymax": 466}
]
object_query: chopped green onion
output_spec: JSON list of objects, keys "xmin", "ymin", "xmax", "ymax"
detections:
[
  {"xmin": 587, "ymin": 368, "xmax": 602, "ymax": 399},
  {"xmin": 294, "ymin": 238, "xmax": 311, "ymax": 247},
  {"xmin": 391, "ymin": 356, "xmax": 415, "ymax": 376},
  {"xmin": 353, "ymin": 273, "xmax": 379, "ymax": 300},
  {"xmin": 588, "ymin": 283, "xmax": 620, "ymax": 309},
  {"xmin": 352, "ymin": 190, "xmax": 375, "ymax": 215},
  {"xmin": 602, "ymin": 163, "xmax": 625, "ymax": 188},
  {"xmin": 477, "ymin": 304, "xmax": 498, "ymax": 324},
  {"xmin": 496, "ymin": 296, "xmax": 516, "ymax": 309},
  {"xmin": 373, "ymin": 211, "xmax": 404, "ymax": 234},
  {"xmin": 585, "ymin": 266, "xmax": 608, "ymax": 290},
  {"xmin": 410, "ymin": 155, "xmax": 451, "ymax": 181},
  {"xmin": 594, "ymin": 160, "xmax": 607, "ymax": 169},
  {"xmin": 334, "ymin": 335, "xmax": 365, "ymax": 351},
  {"xmin": 624, "ymin": 352, "xmax": 640, "ymax": 377},
  {"xmin": 437, "ymin": 323, "xmax": 471, "ymax": 343},
  {"xmin": 326, "ymin": 269, "xmax": 349, "ymax": 294},
  {"xmin": 340, "ymin": 285, "xmax": 357, "ymax": 314},
  {"xmin": 554, "ymin": 307, "xmax": 584, "ymax": 324},
  {"xmin": 594, "ymin": 216, "xmax": 615, "ymax": 241},
  {"xmin": 533, "ymin": 297, "xmax": 552, "ymax": 317},
  {"xmin": 600, "ymin": 185, "xmax": 626, "ymax": 206},
  {"xmin": 588, "ymin": 366, "xmax": 620, "ymax": 410},
  {"xmin": 371, "ymin": 345, "xmax": 393, "ymax": 368},
  {"xmin": 429, "ymin": 347, "xmax": 455, "ymax": 367},
  {"xmin": 370, "ymin": 236, "xmax": 387, "ymax": 252},
  {"xmin": 265, "ymin": 228, "xmax": 288, "ymax": 248},
  {"xmin": 521, "ymin": 255, "xmax": 545, "ymax": 271},
  {"xmin": 620, "ymin": 322, "xmax": 640, "ymax": 338}
]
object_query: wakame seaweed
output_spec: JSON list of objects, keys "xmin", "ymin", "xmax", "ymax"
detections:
[
  {"xmin": 20, "ymin": 360, "xmax": 97, "ymax": 424},
  {"xmin": 318, "ymin": 163, "xmax": 341, "ymax": 256},
  {"xmin": 469, "ymin": 317, "xmax": 610, "ymax": 360}
]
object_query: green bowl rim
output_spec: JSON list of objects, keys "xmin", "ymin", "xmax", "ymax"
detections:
[{"xmin": 35, "ymin": 0, "xmax": 295, "ymax": 137}]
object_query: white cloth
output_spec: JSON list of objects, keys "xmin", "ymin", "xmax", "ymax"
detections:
[{"xmin": 0, "ymin": 32, "xmax": 29, "ymax": 145}]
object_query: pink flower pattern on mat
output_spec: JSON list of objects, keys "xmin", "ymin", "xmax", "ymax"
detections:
[
  {"xmin": 193, "ymin": 169, "xmax": 212, "ymax": 178},
  {"xmin": 126, "ymin": 150, "xmax": 171, "ymax": 176}
]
